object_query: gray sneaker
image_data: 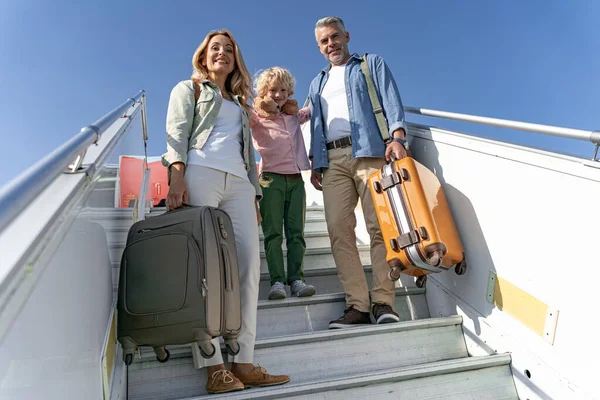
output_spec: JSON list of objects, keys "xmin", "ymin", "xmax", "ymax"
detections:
[
  {"xmin": 290, "ymin": 280, "xmax": 316, "ymax": 297},
  {"xmin": 268, "ymin": 282, "xmax": 286, "ymax": 300}
]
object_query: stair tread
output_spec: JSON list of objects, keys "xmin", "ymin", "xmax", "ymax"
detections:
[
  {"xmin": 255, "ymin": 287, "xmax": 429, "ymax": 338},
  {"xmin": 128, "ymin": 316, "xmax": 469, "ymax": 399},
  {"xmin": 186, "ymin": 355, "xmax": 513, "ymax": 400},
  {"xmin": 257, "ymin": 286, "xmax": 425, "ymax": 310},
  {"xmin": 105, "ymin": 226, "xmax": 330, "ymax": 239},
  {"xmin": 96, "ymin": 206, "xmax": 510, "ymax": 399},
  {"xmin": 79, "ymin": 205, "xmax": 325, "ymax": 221},
  {"xmin": 129, "ymin": 315, "xmax": 463, "ymax": 363},
  {"xmin": 129, "ymin": 355, "xmax": 514, "ymax": 400},
  {"xmin": 108, "ymin": 242, "xmax": 364, "ymax": 254}
]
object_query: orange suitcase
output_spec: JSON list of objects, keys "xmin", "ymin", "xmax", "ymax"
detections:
[{"xmin": 368, "ymin": 156, "xmax": 467, "ymax": 288}]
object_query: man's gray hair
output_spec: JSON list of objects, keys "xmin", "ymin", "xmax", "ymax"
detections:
[{"xmin": 315, "ymin": 16, "xmax": 347, "ymax": 35}]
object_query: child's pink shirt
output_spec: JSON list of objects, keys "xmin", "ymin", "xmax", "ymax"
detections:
[{"xmin": 249, "ymin": 107, "xmax": 311, "ymax": 176}]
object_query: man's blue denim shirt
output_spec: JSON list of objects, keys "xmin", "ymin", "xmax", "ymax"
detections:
[{"xmin": 307, "ymin": 53, "xmax": 407, "ymax": 172}]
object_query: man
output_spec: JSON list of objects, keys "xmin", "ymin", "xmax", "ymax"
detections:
[{"xmin": 307, "ymin": 16, "xmax": 409, "ymax": 329}]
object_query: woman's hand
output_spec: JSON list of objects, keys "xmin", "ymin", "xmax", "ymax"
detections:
[
  {"xmin": 166, "ymin": 163, "xmax": 188, "ymax": 210},
  {"xmin": 255, "ymin": 199, "xmax": 262, "ymax": 225}
]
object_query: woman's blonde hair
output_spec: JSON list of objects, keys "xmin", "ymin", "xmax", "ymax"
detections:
[
  {"xmin": 254, "ymin": 67, "xmax": 296, "ymax": 99},
  {"xmin": 191, "ymin": 29, "xmax": 253, "ymax": 108}
]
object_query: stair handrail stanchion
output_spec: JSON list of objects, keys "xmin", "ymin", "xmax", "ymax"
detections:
[
  {"xmin": 135, "ymin": 92, "xmax": 151, "ymax": 221},
  {"xmin": 141, "ymin": 92, "xmax": 149, "ymax": 142}
]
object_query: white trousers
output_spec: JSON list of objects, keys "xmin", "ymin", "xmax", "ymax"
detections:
[{"xmin": 184, "ymin": 165, "xmax": 261, "ymax": 366}]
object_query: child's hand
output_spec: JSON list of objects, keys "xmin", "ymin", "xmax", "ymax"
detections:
[
  {"xmin": 254, "ymin": 96, "xmax": 278, "ymax": 118},
  {"xmin": 282, "ymin": 99, "xmax": 298, "ymax": 115}
]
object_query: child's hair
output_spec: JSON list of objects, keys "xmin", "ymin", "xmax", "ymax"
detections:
[{"xmin": 254, "ymin": 67, "xmax": 296, "ymax": 98}]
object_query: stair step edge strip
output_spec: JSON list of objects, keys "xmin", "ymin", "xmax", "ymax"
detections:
[
  {"xmin": 133, "ymin": 315, "xmax": 463, "ymax": 362},
  {"xmin": 255, "ymin": 315, "xmax": 462, "ymax": 348},
  {"xmin": 257, "ymin": 287, "xmax": 425, "ymax": 310},
  {"xmin": 183, "ymin": 354, "xmax": 513, "ymax": 400}
]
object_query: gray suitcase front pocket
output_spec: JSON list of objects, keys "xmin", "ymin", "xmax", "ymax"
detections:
[{"xmin": 123, "ymin": 233, "xmax": 201, "ymax": 315}]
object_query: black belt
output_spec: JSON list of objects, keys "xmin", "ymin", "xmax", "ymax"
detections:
[{"xmin": 326, "ymin": 136, "xmax": 352, "ymax": 150}]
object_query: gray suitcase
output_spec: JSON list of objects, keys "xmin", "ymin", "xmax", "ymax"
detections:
[{"xmin": 117, "ymin": 205, "xmax": 242, "ymax": 365}]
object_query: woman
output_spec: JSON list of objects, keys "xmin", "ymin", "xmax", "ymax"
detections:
[{"xmin": 161, "ymin": 29, "xmax": 290, "ymax": 395}]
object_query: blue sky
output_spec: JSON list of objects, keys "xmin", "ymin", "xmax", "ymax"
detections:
[{"xmin": 0, "ymin": 0, "xmax": 598, "ymax": 186}]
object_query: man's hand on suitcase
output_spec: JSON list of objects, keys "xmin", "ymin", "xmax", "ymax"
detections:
[
  {"xmin": 386, "ymin": 129, "xmax": 408, "ymax": 162},
  {"xmin": 166, "ymin": 164, "xmax": 188, "ymax": 210},
  {"xmin": 385, "ymin": 142, "xmax": 407, "ymax": 162}
]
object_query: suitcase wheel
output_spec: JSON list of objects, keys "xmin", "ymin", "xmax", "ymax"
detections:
[
  {"xmin": 416, "ymin": 275, "xmax": 428, "ymax": 288},
  {"xmin": 199, "ymin": 343, "xmax": 216, "ymax": 359},
  {"xmin": 388, "ymin": 267, "xmax": 402, "ymax": 282},
  {"xmin": 455, "ymin": 260, "xmax": 468, "ymax": 276},
  {"xmin": 226, "ymin": 342, "xmax": 240, "ymax": 356},
  {"xmin": 124, "ymin": 353, "xmax": 133, "ymax": 366},
  {"xmin": 156, "ymin": 348, "xmax": 170, "ymax": 363},
  {"xmin": 428, "ymin": 251, "xmax": 443, "ymax": 267}
]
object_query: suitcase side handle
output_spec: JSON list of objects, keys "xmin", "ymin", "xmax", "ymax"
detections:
[
  {"xmin": 166, "ymin": 202, "xmax": 195, "ymax": 212},
  {"xmin": 387, "ymin": 145, "xmax": 414, "ymax": 164}
]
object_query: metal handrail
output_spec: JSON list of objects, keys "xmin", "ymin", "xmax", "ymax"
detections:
[
  {"xmin": 0, "ymin": 90, "xmax": 145, "ymax": 235},
  {"xmin": 405, "ymin": 107, "xmax": 600, "ymax": 160}
]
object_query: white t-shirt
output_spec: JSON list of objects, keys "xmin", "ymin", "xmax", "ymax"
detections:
[
  {"xmin": 187, "ymin": 99, "xmax": 247, "ymax": 180},
  {"xmin": 321, "ymin": 65, "xmax": 352, "ymax": 143}
]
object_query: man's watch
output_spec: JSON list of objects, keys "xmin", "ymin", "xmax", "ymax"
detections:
[{"xmin": 392, "ymin": 137, "xmax": 407, "ymax": 145}]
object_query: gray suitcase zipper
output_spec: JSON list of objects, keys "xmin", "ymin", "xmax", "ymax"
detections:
[
  {"xmin": 136, "ymin": 221, "xmax": 184, "ymax": 234},
  {"xmin": 203, "ymin": 208, "xmax": 224, "ymax": 334},
  {"xmin": 213, "ymin": 210, "xmax": 226, "ymax": 334}
]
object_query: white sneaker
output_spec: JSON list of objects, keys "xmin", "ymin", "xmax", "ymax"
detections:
[
  {"xmin": 290, "ymin": 280, "xmax": 316, "ymax": 297},
  {"xmin": 268, "ymin": 282, "xmax": 286, "ymax": 300}
]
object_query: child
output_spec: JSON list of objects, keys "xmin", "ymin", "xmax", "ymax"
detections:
[{"xmin": 249, "ymin": 67, "xmax": 316, "ymax": 300}]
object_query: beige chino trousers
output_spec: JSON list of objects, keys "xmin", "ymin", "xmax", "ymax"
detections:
[{"xmin": 322, "ymin": 147, "xmax": 395, "ymax": 313}]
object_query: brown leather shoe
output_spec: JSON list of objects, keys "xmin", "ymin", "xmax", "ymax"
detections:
[
  {"xmin": 234, "ymin": 365, "xmax": 290, "ymax": 388},
  {"xmin": 206, "ymin": 369, "xmax": 245, "ymax": 394}
]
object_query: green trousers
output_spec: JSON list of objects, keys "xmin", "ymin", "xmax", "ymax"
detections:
[{"xmin": 259, "ymin": 172, "xmax": 306, "ymax": 286}]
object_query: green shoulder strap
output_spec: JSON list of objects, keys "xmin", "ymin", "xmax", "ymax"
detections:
[{"xmin": 359, "ymin": 54, "xmax": 390, "ymax": 141}]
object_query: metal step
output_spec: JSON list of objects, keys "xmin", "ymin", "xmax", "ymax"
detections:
[
  {"xmin": 257, "ymin": 265, "xmax": 420, "ymax": 299},
  {"xmin": 127, "ymin": 316, "xmax": 467, "ymax": 400},
  {"xmin": 146, "ymin": 206, "xmax": 326, "ymax": 218},
  {"xmin": 260, "ymin": 245, "xmax": 371, "ymax": 274},
  {"xmin": 260, "ymin": 231, "xmax": 331, "ymax": 251},
  {"xmin": 109, "ymin": 263, "xmax": 428, "ymax": 326},
  {"xmin": 187, "ymin": 355, "xmax": 517, "ymax": 400},
  {"xmin": 105, "ymin": 228, "xmax": 333, "ymax": 252},
  {"xmin": 109, "ymin": 263, "xmax": 420, "ymax": 301},
  {"xmin": 80, "ymin": 206, "xmax": 327, "ymax": 231},
  {"xmin": 255, "ymin": 287, "xmax": 430, "ymax": 339},
  {"xmin": 107, "ymin": 244, "xmax": 372, "ymax": 274},
  {"xmin": 258, "ymin": 266, "xmax": 355, "ymax": 299}
]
